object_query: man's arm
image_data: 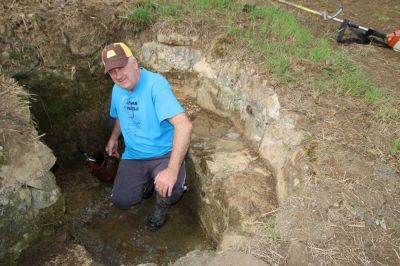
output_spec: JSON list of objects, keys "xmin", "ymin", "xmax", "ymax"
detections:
[
  {"xmin": 106, "ymin": 118, "xmax": 121, "ymax": 157},
  {"xmin": 155, "ymin": 113, "xmax": 193, "ymax": 197}
]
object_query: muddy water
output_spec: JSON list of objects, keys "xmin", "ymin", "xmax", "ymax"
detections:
[{"xmin": 20, "ymin": 167, "xmax": 214, "ymax": 266}]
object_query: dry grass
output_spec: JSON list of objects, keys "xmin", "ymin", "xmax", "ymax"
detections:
[
  {"xmin": 0, "ymin": 77, "xmax": 37, "ymax": 148},
  {"xmin": 250, "ymin": 222, "xmax": 285, "ymax": 265},
  {"xmin": 249, "ymin": 91, "xmax": 400, "ymax": 265}
]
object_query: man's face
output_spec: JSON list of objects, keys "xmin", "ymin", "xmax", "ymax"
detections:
[{"xmin": 108, "ymin": 57, "xmax": 140, "ymax": 91}]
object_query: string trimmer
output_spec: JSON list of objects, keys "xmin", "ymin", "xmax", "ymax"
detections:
[{"xmin": 274, "ymin": 0, "xmax": 400, "ymax": 52}]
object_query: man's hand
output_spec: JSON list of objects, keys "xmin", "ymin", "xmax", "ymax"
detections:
[
  {"xmin": 106, "ymin": 118, "xmax": 121, "ymax": 158},
  {"xmin": 155, "ymin": 113, "xmax": 192, "ymax": 198},
  {"xmin": 106, "ymin": 139, "xmax": 119, "ymax": 158},
  {"xmin": 154, "ymin": 167, "xmax": 178, "ymax": 197}
]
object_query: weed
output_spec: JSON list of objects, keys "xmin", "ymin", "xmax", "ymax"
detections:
[
  {"xmin": 390, "ymin": 138, "xmax": 400, "ymax": 155},
  {"xmin": 373, "ymin": 105, "xmax": 398, "ymax": 120},
  {"xmin": 267, "ymin": 54, "xmax": 291, "ymax": 74},
  {"xmin": 227, "ymin": 26, "xmax": 239, "ymax": 37},
  {"xmin": 309, "ymin": 37, "xmax": 332, "ymax": 61},
  {"xmin": 354, "ymin": 45, "xmax": 374, "ymax": 57},
  {"xmin": 373, "ymin": 11, "xmax": 390, "ymax": 21},
  {"xmin": 157, "ymin": 2, "xmax": 181, "ymax": 17},
  {"xmin": 191, "ymin": 0, "xmax": 229, "ymax": 10},
  {"xmin": 331, "ymin": 64, "xmax": 390, "ymax": 105},
  {"xmin": 364, "ymin": 87, "xmax": 386, "ymax": 102},
  {"xmin": 250, "ymin": 5, "xmax": 272, "ymax": 19},
  {"xmin": 272, "ymin": 12, "xmax": 298, "ymax": 39},
  {"xmin": 306, "ymin": 141, "xmax": 318, "ymax": 162},
  {"xmin": 294, "ymin": 28, "xmax": 312, "ymax": 47},
  {"xmin": 127, "ymin": 1, "xmax": 156, "ymax": 32},
  {"xmin": 264, "ymin": 218, "xmax": 278, "ymax": 242},
  {"xmin": 389, "ymin": 223, "xmax": 400, "ymax": 231},
  {"xmin": 367, "ymin": 175, "xmax": 375, "ymax": 184}
]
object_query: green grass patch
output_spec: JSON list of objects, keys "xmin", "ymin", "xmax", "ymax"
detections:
[
  {"xmin": 267, "ymin": 53, "xmax": 291, "ymax": 74},
  {"xmin": 389, "ymin": 223, "xmax": 400, "ymax": 231},
  {"xmin": 157, "ymin": 2, "xmax": 182, "ymax": 17},
  {"xmin": 309, "ymin": 37, "xmax": 332, "ymax": 61},
  {"xmin": 227, "ymin": 26, "xmax": 240, "ymax": 37},
  {"xmin": 374, "ymin": 106, "xmax": 398, "ymax": 120},
  {"xmin": 127, "ymin": 1, "xmax": 156, "ymax": 32},
  {"xmin": 390, "ymin": 138, "xmax": 400, "ymax": 155},
  {"xmin": 244, "ymin": 6, "xmax": 317, "ymax": 74},
  {"xmin": 264, "ymin": 219, "xmax": 278, "ymax": 242},
  {"xmin": 191, "ymin": 0, "xmax": 233, "ymax": 10}
]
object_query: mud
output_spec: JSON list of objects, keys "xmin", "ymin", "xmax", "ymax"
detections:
[{"xmin": 19, "ymin": 168, "xmax": 214, "ymax": 266}]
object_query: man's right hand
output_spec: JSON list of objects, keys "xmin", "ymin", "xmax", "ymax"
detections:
[{"xmin": 106, "ymin": 139, "xmax": 119, "ymax": 158}]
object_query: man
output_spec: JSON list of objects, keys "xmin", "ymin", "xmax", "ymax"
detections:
[{"xmin": 101, "ymin": 42, "xmax": 192, "ymax": 230}]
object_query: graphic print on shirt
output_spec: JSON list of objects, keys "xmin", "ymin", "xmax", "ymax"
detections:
[{"xmin": 122, "ymin": 94, "xmax": 141, "ymax": 133}]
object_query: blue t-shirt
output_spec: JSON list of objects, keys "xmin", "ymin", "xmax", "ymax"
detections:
[{"xmin": 109, "ymin": 68, "xmax": 184, "ymax": 159}]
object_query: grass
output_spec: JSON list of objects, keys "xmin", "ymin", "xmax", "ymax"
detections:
[
  {"xmin": 127, "ymin": 1, "xmax": 156, "ymax": 32},
  {"xmin": 264, "ymin": 218, "xmax": 278, "ymax": 242},
  {"xmin": 190, "ymin": 0, "xmax": 233, "ymax": 10},
  {"xmin": 309, "ymin": 37, "xmax": 332, "ymax": 61},
  {"xmin": 390, "ymin": 138, "xmax": 400, "ymax": 155},
  {"xmin": 389, "ymin": 223, "xmax": 400, "ymax": 231},
  {"xmin": 126, "ymin": 0, "xmax": 397, "ymax": 121}
]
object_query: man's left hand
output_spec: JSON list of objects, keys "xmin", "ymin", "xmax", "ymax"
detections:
[{"xmin": 154, "ymin": 167, "xmax": 178, "ymax": 198}]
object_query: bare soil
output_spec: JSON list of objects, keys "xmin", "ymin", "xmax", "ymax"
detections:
[{"xmin": 250, "ymin": 1, "xmax": 400, "ymax": 265}]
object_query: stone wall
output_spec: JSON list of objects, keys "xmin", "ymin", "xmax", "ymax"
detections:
[
  {"xmin": 0, "ymin": 77, "xmax": 65, "ymax": 264},
  {"xmin": 138, "ymin": 33, "xmax": 307, "ymax": 205},
  {"xmin": 186, "ymin": 110, "xmax": 277, "ymax": 249}
]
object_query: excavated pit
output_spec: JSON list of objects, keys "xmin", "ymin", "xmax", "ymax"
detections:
[
  {"xmin": 15, "ymin": 75, "xmax": 213, "ymax": 265},
  {"xmin": 15, "ymin": 70, "xmax": 277, "ymax": 265}
]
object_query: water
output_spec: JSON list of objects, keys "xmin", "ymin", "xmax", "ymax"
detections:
[{"xmin": 20, "ymin": 168, "xmax": 214, "ymax": 266}]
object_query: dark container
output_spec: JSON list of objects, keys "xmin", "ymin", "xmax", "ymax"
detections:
[{"xmin": 86, "ymin": 152, "xmax": 119, "ymax": 182}]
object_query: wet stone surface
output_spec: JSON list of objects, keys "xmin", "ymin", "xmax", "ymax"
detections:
[{"xmin": 19, "ymin": 168, "xmax": 214, "ymax": 266}]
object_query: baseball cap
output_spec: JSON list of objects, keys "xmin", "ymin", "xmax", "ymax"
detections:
[{"xmin": 101, "ymin": 42, "xmax": 133, "ymax": 74}]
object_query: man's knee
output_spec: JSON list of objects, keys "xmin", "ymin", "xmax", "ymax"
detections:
[
  {"xmin": 112, "ymin": 193, "xmax": 141, "ymax": 209},
  {"xmin": 169, "ymin": 186, "xmax": 185, "ymax": 205}
]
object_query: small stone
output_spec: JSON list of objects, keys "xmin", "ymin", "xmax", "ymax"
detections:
[{"xmin": 225, "ymin": 132, "xmax": 240, "ymax": 140}]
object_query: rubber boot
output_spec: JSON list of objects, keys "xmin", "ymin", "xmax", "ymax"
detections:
[
  {"xmin": 142, "ymin": 180, "xmax": 154, "ymax": 199},
  {"xmin": 146, "ymin": 196, "xmax": 170, "ymax": 231}
]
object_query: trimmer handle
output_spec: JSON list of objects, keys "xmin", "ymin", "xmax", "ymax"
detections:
[{"xmin": 366, "ymin": 29, "xmax": 387, "ymax": 40}]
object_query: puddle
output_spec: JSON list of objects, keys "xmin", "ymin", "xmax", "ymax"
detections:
[{"xmin": 19, "ymin": 168, "xmax": 215, "ymax": 266}]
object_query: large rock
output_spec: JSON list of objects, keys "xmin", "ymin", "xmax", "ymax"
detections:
[
  {"xmin": 188, "ymin": 111, "xmax": 277, "ymax": 248},
  {"xmin": 0, "ymin": 77, "xmax": 64, "ymax": 264},
  {"xmin": 173, "ymin": 250, "xmax": 268, "ymax": 266},
  {"xmin": 41, "ymin": 244, "xmax": 98, "ymax": 266},
  {"xmin": 142, "ymin": 42, "xmax": 201, "ymax": 72}
]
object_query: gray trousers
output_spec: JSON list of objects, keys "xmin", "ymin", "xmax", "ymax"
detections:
[{"xmin": 111, "ymin": 153, "xmax": 186, "ymax": 209}]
